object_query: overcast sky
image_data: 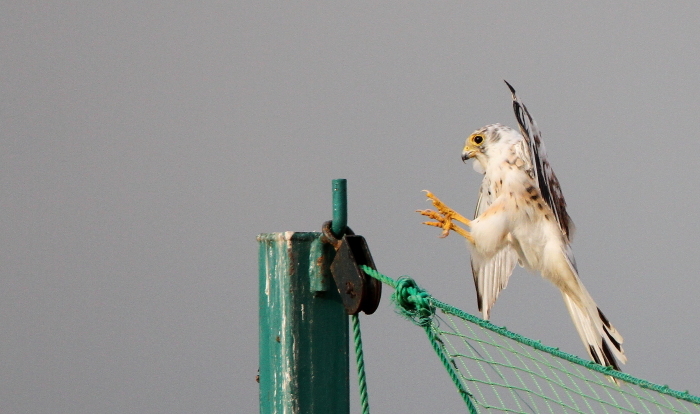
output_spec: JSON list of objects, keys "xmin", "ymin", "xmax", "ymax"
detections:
[{"xmin": 2, "ymin": 2, "xmax": 700, "ymax": 413}]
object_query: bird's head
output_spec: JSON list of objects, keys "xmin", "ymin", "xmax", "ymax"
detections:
[
  {"xmin": 462, "ymin": 130, "xmax": 487, "ymax": 162},
  {"xmin": 462, "ymin": 124, "xmax": 521, "ymax": 173}
]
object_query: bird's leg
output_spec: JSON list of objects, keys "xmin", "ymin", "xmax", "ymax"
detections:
[{"xmin": 416, "ymin": 191, "xmax": 474, "ymax": 244}]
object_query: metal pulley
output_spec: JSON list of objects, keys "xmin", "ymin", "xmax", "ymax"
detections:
[{"xmin": 322, "ymin": 221, "xmax": 382, "ymax": 315}]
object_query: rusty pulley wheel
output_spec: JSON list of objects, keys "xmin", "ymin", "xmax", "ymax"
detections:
[{"xmin": 321, "ymin": 221, "xmax": 382, "ymax": 315}]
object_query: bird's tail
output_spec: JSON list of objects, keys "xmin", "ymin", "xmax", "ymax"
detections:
[{"xmin": 562, "ymin": 291, "xmax": 626, "ymax": 383}]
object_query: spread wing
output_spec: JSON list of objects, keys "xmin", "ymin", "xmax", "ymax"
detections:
[
  {"xmin": 470, "ymin": 176, "xmax": 519, "ymax": 320},
  {"xmin": 505, "ymin": 80, "xmax": 575, "ymax": 242}
]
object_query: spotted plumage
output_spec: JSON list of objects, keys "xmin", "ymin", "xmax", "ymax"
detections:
[{"xmin": 418, "ymin": 81, "xmax": 626, "ymax": 376}]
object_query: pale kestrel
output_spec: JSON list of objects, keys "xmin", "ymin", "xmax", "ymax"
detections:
[{"xmin": 418, "ymin": 81, "xmax": 626, "ymax": 373}]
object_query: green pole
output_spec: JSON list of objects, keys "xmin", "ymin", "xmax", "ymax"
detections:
[
  {"xmin": 331, "ymin": 178, "xmax": 347, "ymax": 237},
  {"xmin": 258, "ymin": 182, "xmax": 350, "ymax": 414}
]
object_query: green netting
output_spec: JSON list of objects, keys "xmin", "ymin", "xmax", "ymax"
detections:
[{"xmin": 361, "ymin": 266, "xmax": 700, "ymax": 414}]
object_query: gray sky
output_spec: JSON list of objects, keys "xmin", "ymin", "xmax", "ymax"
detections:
[{"xmin": 2, "ymin": 2, "xmax": 700, "ymax": 413}]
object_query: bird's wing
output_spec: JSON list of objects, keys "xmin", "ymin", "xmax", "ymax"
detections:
[
  {"xmin": 505, "ymin": 80, "xmax": 575, "ymax": 242},
  {"xmin": 503, "ymin": 82, "xmax": 624, "ymax": 373},
  {"xmin": 470, "ymin": 177, "xmax": 519, "ymax": 320}
]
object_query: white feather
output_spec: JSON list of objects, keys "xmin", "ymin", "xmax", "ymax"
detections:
[
  {"xmin": 472, "ymin": 159, "xmax": 485, "ymax": 174},
  {"xmin": 460, "ymin": 83, "xmax": 625, "ymax": 373}
]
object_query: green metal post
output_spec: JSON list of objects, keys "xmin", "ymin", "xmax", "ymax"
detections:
[
  {"xmin": 258, "ymin": 180, "xmax": 350, "ymax": 414},
  {"xmin": 331, "ymin": 179, "xmax": 347, "ymax": 237}
]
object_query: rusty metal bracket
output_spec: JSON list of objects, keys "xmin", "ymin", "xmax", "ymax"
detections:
[{"xmin": 321, "ymin": 221, "xmax": 382, "ymax": 315}]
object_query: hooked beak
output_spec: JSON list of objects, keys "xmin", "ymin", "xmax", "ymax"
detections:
[{"xmin": 461, "ymin": 150, "xmax": 474, "ymax": 163}]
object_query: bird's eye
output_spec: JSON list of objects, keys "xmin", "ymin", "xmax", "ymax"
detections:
[{"xmin": 473, "ymin": 135, "xmax": 484, "ymax": 145}]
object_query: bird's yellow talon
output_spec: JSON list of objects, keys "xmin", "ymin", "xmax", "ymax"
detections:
[
  {"xmin": 413, "ymin": 82, "xmax": 625, "ymax": 372},
  {"xmin": 417, "ymin": 190, "xmax": 473, "ymax": 242}
]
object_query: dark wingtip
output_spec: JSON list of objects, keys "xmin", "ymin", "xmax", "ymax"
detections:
[{"xmin": 504, "ymin": 79, "xmax": 516, "ymax": 95}]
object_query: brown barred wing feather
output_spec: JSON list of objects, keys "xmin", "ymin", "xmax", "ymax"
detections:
[{"xmin": 504, "ymin": 80, "xmax": 575, "ymax": 242}]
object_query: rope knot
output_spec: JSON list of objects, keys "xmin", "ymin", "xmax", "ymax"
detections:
[{"xmin": 393, "ymin": 277, "xmax": 435, "ymax": 327}]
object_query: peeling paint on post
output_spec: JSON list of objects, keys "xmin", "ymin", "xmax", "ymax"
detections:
[{"xmin": 258, "ymin": 232, "xmax": 349, "ymax": 414}]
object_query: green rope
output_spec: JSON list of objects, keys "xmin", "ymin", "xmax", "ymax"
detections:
[
  {"xmin": 351, "ymin": 314, "xmax": 370, "ymax": 414},
  {"xmin": 425, "ymin": 320, "xmax": 479, "ymax": 414},
  {"xmin": 393, "ymin": 277, "xmax": 435, "ymax": 327},
  {"xmin": 369, "ymin": 271, "xmax": 479, "ymax": 413},
  {"xmin": 431, "ymin": 297, "xmax": 700, "ymax": 405},
  {"xmin": 360, "ymin": 265, "xmax": 700, "ymax": 413}
]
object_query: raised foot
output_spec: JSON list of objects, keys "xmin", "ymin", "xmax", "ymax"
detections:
[{"xmin": 416, "ymin": 190, "xmax": 474, "ymax": 243}]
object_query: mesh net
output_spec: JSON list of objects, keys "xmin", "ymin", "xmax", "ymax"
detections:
[{"xmin": 362, "ymin": 266, "xmax": 700, "ymax": 414}]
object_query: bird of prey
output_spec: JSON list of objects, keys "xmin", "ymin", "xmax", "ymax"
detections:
[{"xmin": 418, "ymin": 81, "xmax": 626, "ymax": 373}]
